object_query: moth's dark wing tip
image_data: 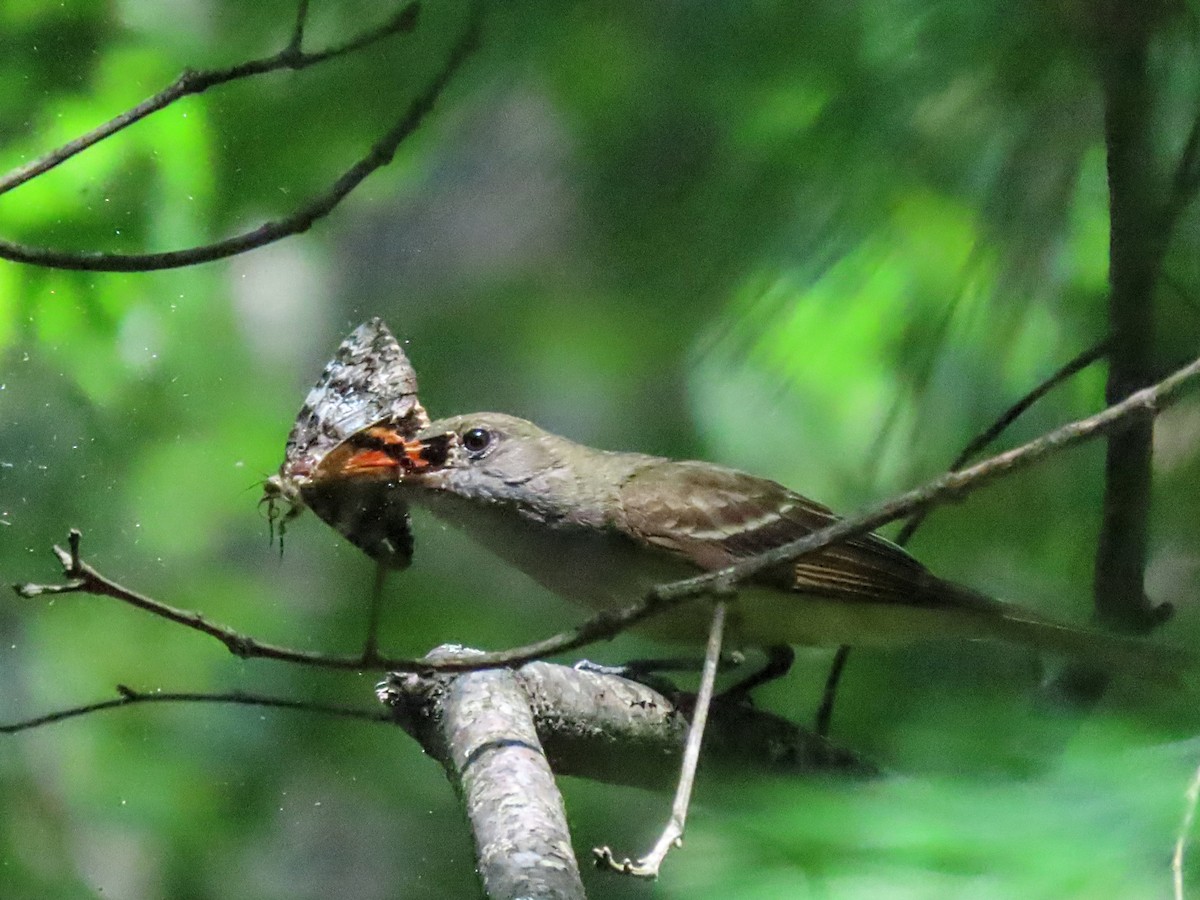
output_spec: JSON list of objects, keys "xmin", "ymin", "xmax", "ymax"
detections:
[
  {"xmin": 384, "ymin": 514, "xmax": 417, "ymax": 570},
  {"xmin": 301, "ymin": 480, "xmax": 417, "ymax": 570},
  {"xmin": 362, "ymin": 511, "xmax": 416, "ymax": 571}
]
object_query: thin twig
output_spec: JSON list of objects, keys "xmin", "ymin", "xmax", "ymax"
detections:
[
  {"xmin": 896, "ymin": 338, "xmax": 1110, "ymax": 545},
  {"xmin": 815, "ymin": 645, "xmax": 851, "ymax": 736},
  {"xmin": 0, "ymin": 1, "xmax": 483, "ymax": 271},
  {"xmin": 0, "ymin": 684, "xmax": 388, "ymax": 734},
  {"xmin": 649, "ymin": 351, "xmax": 1200, "ymax": 616},
  {"xmin": 289, "ymin": 0, "xmax": 312, "ymax": 53},
  {"xmin": 1174, "ymin": 758, "xmax": 1200, "ymax": 900},
  {"xmin": 14, "ymin": 354, "xmax": 1200, "ymax": 676},
  {"xmin": 0, "ymin": 2, "xmax": 419, "ymax": 198},
  {"xmin": 363, "ymin": 560, "xmax": 389, "ymax": 660},
  {"xmin": 14, "ymin": 529, "xmax": 390, "ymax": 669},
  {"xmin": 595, "ymin": 602, "xmax": 727, "ymax": 879},
  {"xmin": 820, "ymin": 339, "xmax": 1107, "ymax": 735}
]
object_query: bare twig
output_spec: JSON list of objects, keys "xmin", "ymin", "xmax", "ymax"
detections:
[
  {"xmin": 0, "ymin": 1, "xmax": 483, "ymax": 271},
  {"xmin": 15, "ymin": 354, "xmax": 1200, "ymax": 676},
  {"xmin": 595, "ymin": 602, "xmax": 727, "ymax": 879},
  {"xmin": 0, "ymin": 684, "xmax": 388, "ymax": 734},
  {"xmin": 649, "ymin": 352, "xmax": 1200, "ymax": 613},
  {"xmin": 895, "ymin": 339, "xmax": 1110, "ymax": 545},
  {"xmin": 809, "ymin": 339, "xmax": 1112, "ymax": 735},
  {"xmin": 0, "ymin": 2, "xmax": 419, "ymax": 198},
  {"xmin": 14, "ymin": 529, "xmax": 394, "ymax": 670},
  {"xmin": 6, "ymin": 658, "xmax": 872, "ymax": 782},
  {"xmin": 363, "ymin": 561, "xmax": 389, "ymax": 661},
  {"xmin": 815, "ymin": 644, "xmax": 851, "ymax": 737},
  {"xmin": 1174, "ymin": 758, "xmax": 1200, "ymax": 900},
  {"xmin": 288, "ymin": 0, "xmax": 312, "ymax": 53}
]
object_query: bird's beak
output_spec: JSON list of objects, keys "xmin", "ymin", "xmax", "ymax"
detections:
[{"xmin": 408, "ymin": 431, "xmax": 456, "ymax": 470}]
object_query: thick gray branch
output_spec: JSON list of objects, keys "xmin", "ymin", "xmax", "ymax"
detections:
[
  {"xmin": 514, "ymin": 661, "xmax": 872, "ymax": 786},
  {"xmin": 378, "ymin": 650, "xmax": 874, "ymax": 898},
  {"xmin": 385, "ymin": 651, "xmax": 585, "ymax": 900}
]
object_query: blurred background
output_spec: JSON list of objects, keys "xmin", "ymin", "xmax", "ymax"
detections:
[{"xmin": 2, "ymin": 1, "xmax": 1200, "ymax": 897}]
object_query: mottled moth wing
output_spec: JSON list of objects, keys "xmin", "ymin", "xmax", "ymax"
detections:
[
  {"xmin": 280, "ymin": 317, "xmax": 429, "ymax": 485},
  {"xmin": 263, "ymin": 318, "xmax": 430, "ymax": 569}
]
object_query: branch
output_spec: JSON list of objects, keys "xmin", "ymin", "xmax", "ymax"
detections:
[
  {"xmin": 5, "ymin": 659, "xmax": 869, "ymax": 786},
  {"xmin": 895, "ymin": 338, "xmax": 1109, "ymax": 545},
  {"xmin": 0, "ymin": 3, "xmax": 419, "ymax": 198},
  {"xmin": 5, "ymin": 668, "xmax": 870, "ymax": 900},
  {"xmin": 595, "ymin": 601, "xmax": 728, "ymax": 879},
  {"xmin": 13, "ymin": 529, "xmax": 392, "ymax": 669},
  {"xmin": 814, "ymin": 644, "xmax": 851, "ymax": 737},
  {"xmin": 288, "ymin": 0, "xmax": 312, "ymax": 54},
  {"xmin": 508, "ymin": 662, "xmax": 872, "ymax": 785},
  {"xmin": 1175, "ymin": 757, "xmax": 1200, "ymax": 900},
  {"xmin": 644, "ymin": 351, "xmax": 1200, "ymax": 621},
  {"xmin": 1094, "ymin": 19, "xmax": 1172, "ymax": 634},
  {"xmin": 14, "ymin": 354, "xmax": 1200, "ymax": 675},
  {"xmin": 0, "ymin": 0, "xmax": 482, "ymax": 271},
  {"xmin": 384, "ymin": 647, "xmax": 586, "ymax": 900},
  {"xmin": 378, "ymin": 652, "xmax": 872, "ymax": 897},
  {"xmin": 0, "ymin": 684, "xmax": 388, "ymax": 734},
  {"xmin": 818, "ymin": 338, "xmax": 1109, "ymax": 736}
]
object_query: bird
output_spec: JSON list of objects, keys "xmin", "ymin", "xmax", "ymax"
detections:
[{"xmin": 311, "ymin": 410, "xmax": 1185, "ymax": 687}]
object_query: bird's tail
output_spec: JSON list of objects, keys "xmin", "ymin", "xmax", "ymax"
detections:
[
  {"xmin": 992, "ymin": 610, "xmax": 1191, "ymax": 689},
  {"xmin": 943, "ymin": 580, "xmax": 1192, "ymax": 688}
]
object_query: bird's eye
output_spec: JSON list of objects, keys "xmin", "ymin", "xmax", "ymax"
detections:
[{"xmin": 462, "ymin": 427, "xmax": 493, "ymax": 455}]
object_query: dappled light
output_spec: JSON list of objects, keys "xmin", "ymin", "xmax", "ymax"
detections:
[{"xmin": 2, "ymin": 1, "xmax": 1200, "ymax": 898}]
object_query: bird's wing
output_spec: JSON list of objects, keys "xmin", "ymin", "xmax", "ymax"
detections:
[
  {"xmin": 618, "ymin": 460, "xmax": 955, "ymax": 607},
  {"xmin": 615, "ymin": 462, "xmax": 1190, "ymax": 682}
]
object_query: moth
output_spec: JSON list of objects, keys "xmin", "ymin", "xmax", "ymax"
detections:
[{"xmin": 262, "ymin": 318, "xmax": 449, "ymax": 568}]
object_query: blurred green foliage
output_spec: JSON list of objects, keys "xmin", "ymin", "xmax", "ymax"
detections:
[{"xmin": 2, "ymin": 1, "xmax": 1200, "ymax": 898}]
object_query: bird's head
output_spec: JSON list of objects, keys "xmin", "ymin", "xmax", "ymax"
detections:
[
  {"xmin": 406, "ymin": 412, "xmax": 564, "ymax": 497},
  {"xmin": 403, "ymin": 412, "xmax": 637, "ymax": 532}
]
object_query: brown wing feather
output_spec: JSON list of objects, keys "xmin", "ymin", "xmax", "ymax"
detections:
[{"xmin": 619, "ymin": 460, "xmax": 952, "ymax": 607}]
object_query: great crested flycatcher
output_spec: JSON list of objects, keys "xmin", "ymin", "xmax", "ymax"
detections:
[{"xmin": 313, "ymin": 410, "xmax": 1180, "ymax": 683}]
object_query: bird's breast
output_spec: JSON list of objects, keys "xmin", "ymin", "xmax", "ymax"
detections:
[{"xmin": 405, "ymin": 484, "xmax": 695, "ymax": 609}]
